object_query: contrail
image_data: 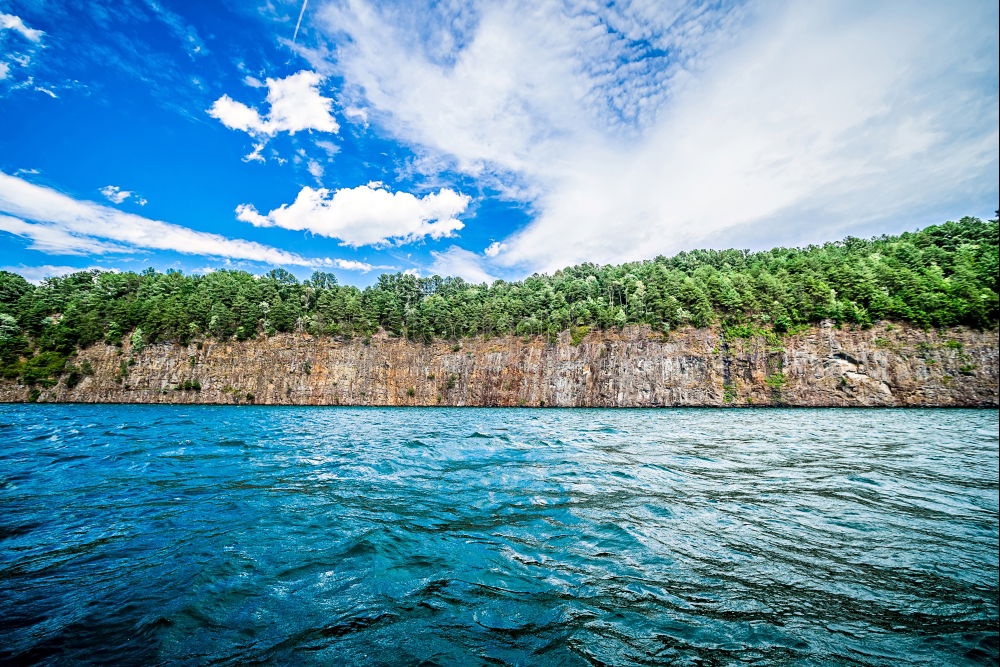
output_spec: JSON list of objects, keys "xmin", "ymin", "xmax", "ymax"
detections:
[{"xmin": 292, "ymin": 0, "xmax": 308, "ymax": 43}]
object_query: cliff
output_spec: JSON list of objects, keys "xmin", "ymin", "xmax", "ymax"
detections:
[{"xmin": 1, "ymin": 323, "xmax": 996, "ymax": 407}]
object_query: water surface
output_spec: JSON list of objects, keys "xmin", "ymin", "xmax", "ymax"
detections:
[{"xmin": 1, "ymin": 406, "xmax": 997, "ymax": 665}]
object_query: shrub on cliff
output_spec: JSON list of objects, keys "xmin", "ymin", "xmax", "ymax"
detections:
[{"xmin": 0, "ymin": 217, "xmax": 995, "ymax": 375}]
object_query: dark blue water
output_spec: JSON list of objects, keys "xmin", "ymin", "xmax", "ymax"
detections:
[{"xmin": 0, "ymin": 406, "xmax": 997, "ymax": 665}]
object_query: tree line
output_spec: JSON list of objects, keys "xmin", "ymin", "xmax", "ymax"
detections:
[{"xmin": 1, "ymin": 216, "xmax": 996, "ymax": 384}]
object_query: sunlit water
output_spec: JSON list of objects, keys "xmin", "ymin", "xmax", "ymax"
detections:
[{"xmin": 0, "ymin": 405, "xmax": 997, "ymax": 665}]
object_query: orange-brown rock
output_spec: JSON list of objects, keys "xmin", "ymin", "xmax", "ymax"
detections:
[{"xmin": 2, "ymin": 323, "xmax": 996, "ymax": 407}]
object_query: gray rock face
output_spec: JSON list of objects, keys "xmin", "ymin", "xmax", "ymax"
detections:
[{"xmin": 2, "ymin": 323, "xmax": 996, "ymax": 407}]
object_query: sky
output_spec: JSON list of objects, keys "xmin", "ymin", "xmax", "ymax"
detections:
[{"xmin": 0, "ymin": 0, "xmax": 997, "ymax": 286}]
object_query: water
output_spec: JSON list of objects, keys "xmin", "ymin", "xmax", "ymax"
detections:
[{"xmin": 0, "ymin": 406, "xmax": 996, "ymax": 666}]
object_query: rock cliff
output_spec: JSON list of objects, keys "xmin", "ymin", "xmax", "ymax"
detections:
[{"xmin": 1, "ymin": 323, "xmax": 996, "ymax": 407}]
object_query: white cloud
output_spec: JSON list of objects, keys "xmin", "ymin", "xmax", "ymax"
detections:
[
  {"xmin": 343, "ymin": 105, "xmax": 368, "ymax": 125},
  {"xmin": 266, "ymin": 70, "xmax": 339, "ymax": 134},
  {"xmin": 0, "ymin": 214, "xmax": 133, "ymax": 255},
  {"xmin": 100, "ymin": 185, "xmax": 133, "ymax": 204},
  {"xmin": 208, "ymin": 95, "xmax": 265, "ymax": 133},
  {"xmin": 483, "ymin": 241, "xmax": 506, "ymax": 257},
  {"xmin": 244, "ymin": 75, "xmax": 265, "ymax": 88},
  {"xmin": 236, "ymin": 182, "xmax": 470, "ymax": 247},
  {"xmin": 208, "ymin": 70, "xmax": 339, "ymax": 137},
  {"xmin": 314, "ymin": 139, "xmax": 339, "ymax": 158},
  {"xmin": 427, "ymin": 245, "xmax": 497, "ymax": 284},
  {"xmin": 330, "ymin": 258, "xmax": 381, "ymax": 272},
  {"xmin": 0, "ymin": 171, "xmax": 363, "ymax": 269},
  {"xmin": 243, "ymin": 142, "xmax": 266, "ymax": 163},
  {"xmin": 313, "ymin": 0, "xmax": 999, "ymax": 272},
  {"xmin": 307, "ymin": 158, "xmax": 324, "ymax": 182},
  {"xmin": 0, "ymin": 13, "xmax": 44, "ymax": 42},
  {"xmin": 0, "ymin": 62, "xmax": 9, "ymax": 80},
  {"xmin": 0, "ymin": 264, "xmax": 118, "ymax": 285}
]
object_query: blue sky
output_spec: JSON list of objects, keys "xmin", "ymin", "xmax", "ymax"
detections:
[{"xmin": 1, "ymin": 0, "xmax": 997, "ymax": 285}]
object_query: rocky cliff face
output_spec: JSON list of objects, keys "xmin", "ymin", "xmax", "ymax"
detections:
[{"xmin": 2, "ymin": 323, "xmax": 996, "ymax": 407}]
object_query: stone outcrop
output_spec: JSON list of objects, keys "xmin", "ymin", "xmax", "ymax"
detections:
[{"xmin": 1, "ymin": 323, "xmax": 996, "ymax": 407}]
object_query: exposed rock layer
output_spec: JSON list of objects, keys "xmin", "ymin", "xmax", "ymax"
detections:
[{"xmin": 2, "ymin": 323, "xmax": 997, "ymax": 407}]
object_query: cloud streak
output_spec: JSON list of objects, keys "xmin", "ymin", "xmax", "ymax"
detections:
[{"xmin": 0, "ymin": 172, "xmax": 375, "ymax": 270}]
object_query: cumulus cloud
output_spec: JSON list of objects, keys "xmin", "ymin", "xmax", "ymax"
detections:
[
  {"xmin": 0, "ymin": 13, "xmax": 44, "ymax": 42},
  {"xmin": 0, "ymin": 172, "xmax": 369, "ymax": 270},
  {"xmin": 235, "ymin": 182, "xmax": 470, "ymax": 247},
  {"xmin": 208, "ymin": 95, "xmax": 265, "ymax": 134},
  {"xmin": 312, "ymin": 0, "xmax": 999, "ymax": 273},
  {"xmin": 208, "ymin": 70, "xmax": 339, "ymax": 137},
  {"xmin": 427, "ymin": 245, "xmax": 497, "ymax": 284}
]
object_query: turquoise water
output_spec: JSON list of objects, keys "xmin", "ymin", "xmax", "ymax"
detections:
[{"xmin": 0, "ymin": 406, "xmax": 997, "ymax": 665}]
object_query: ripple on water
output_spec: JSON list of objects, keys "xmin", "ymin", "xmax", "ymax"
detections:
[{"xmin": 0, "ymin": 405, "xmax": 996, "ymax": 665}]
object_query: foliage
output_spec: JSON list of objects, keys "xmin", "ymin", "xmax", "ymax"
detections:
[
  {"xmin": 62, "ymin": 360, "xmax": 94, "ymax": 389},
  {"xmin": 765, "ymin": 373, "xmax": 787, "ymax": 390},
  {"xmin": 570, "ymin": 324, "xmax": 590, "ymax": 346},
  {"xmin": 20, "ymin": 350, "xmax": 69, "ymax": 385},
  {"xmin": 0, "ymin": 218, "xmax": 995, "ymax": 382},
  {"xmin": 130, "ymin": 327, "xmax": 145, "ymax": 353}
]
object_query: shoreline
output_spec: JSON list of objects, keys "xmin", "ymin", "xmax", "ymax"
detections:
[{"xmin": 4, "ymin": 402, "xmax": 997, "ymax": 409}]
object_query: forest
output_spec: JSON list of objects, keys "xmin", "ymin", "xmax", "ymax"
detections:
[{"xmin": 0, "ymin": 216, "xmax": 997, "ymax": 385}]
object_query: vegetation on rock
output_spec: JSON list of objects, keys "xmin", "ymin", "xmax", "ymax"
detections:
[{"xmin": 0, "ymin": 216, "xmax": 996, "ymax": 386}]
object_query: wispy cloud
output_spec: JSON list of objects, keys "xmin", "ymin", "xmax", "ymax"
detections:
[
  {"xmin": 0, "ymin": 214, "xmax": 133, "ymax": 255},
  {"xmin": 141, "ymin": 0, "xmax": 208, "ymax": 56},
  {"xmin": 235, "ymin": 181, "xmax": 470, "ymax": 247},
  {"xmin": 427, "ymin": 245, "xmax": 497, "ymax": 284},
  {"xmin": 0, "ymin": 172, "xmax": 373, "ymax": 270},
  {"xmin": 1, "ymin": 13, "xmax": 44, "ymax": 42},
  {"xmin": 1, "ymin": 12, "xmax": 44, "ymax": 87},
  {"xmin": 310, "ymin": 0, "xmax": 999, "ymax": 272}
]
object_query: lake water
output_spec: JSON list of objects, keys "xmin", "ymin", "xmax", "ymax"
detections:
[{"xmin": 0, "ymin": 405, "xmax": 997, "ymax": 665}]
